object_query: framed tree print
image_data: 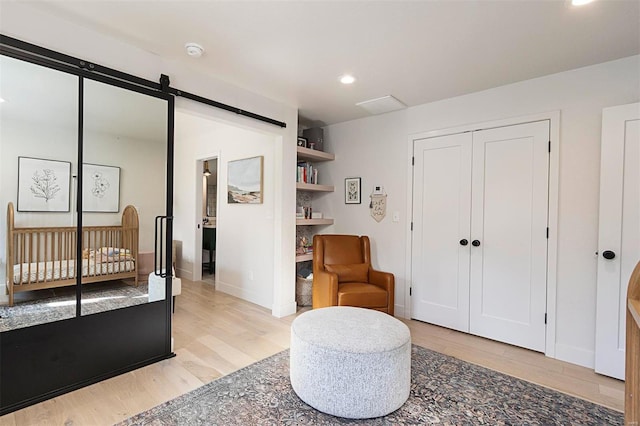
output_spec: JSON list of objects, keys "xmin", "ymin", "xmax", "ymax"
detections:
[{"xmin": 17, "ymin": 157, "xmax": 71, "ymax": 212}]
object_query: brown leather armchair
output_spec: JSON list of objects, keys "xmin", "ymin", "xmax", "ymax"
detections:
[{"xmin": 312, "ymin": 234, "xmax": 394, "ymax": 315}]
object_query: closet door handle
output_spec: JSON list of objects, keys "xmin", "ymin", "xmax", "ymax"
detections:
[
  {"xmin": 602, "ymin": 250, "xmax": 616, "ymax": 260},
  {"xmin": 472, "ymin": 240, "xmax": 481, "ymax": 247},
  {"xmin": 459, "ymin": 239, "xmax": 468, "ymax": 246}
]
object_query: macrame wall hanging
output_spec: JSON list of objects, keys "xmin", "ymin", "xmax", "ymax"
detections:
[{"xmin": 369, "ymin": 186, "xmax": 387, "ymax": 222}]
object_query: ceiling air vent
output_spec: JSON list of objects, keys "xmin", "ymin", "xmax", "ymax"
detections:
[{"xmin": 356, "ymin": 95, "xmax": 407, "ymax": 115}]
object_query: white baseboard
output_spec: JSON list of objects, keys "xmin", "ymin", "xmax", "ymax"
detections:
[
  {"xmin": 394, "ymin": 303, "xmax": 405, "ymax": 318},
  {"xmin": 272, "ymin": 301, "xmax": 297, "ymax": 318},
  {"xmin": 216, "ymin": 280, "xmax": 271, "ymax": 311},
  {"xmin": 177, "ymin": 267, "xmax": 194, "ymax": 282},
  {"xmin": 554, "ymin": 342, "xmax": 595, "ymax": 369}
]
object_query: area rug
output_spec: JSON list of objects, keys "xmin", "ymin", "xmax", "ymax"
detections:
[
  {"xmin": 119, "ymin": 345, "xmax": 622, "ymax": 425},
  {"xmin": 0, "ymin": 281, "xmax": 149, "ymax": 332}
]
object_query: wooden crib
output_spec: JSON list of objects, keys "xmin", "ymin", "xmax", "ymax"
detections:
[{"xmin": 5, "ymin": 202, "xmax": 139, "ymax": 306}]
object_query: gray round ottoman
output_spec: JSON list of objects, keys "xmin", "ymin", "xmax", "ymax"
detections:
[{"xmin": 289, "ymin": 306, "xmax": 411, "ymax": 419}]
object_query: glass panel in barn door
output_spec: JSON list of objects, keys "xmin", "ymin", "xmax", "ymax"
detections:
[
  {"xmin": 0, "ymin": 55, "xmax": 79, "ymax": 331},
  {"xmin": 80, "ymin": 78, "xmax": 168, "ymax": 316}
]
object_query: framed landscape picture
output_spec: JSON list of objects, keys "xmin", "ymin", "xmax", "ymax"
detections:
[
  {"xmin": 17, "ymin": 157, "xmax": 71, "ymax": 212},
  {"xmin": 227, "ymin": 156, "xmax": 263, "ymax": 204},
  {"xmin": 83, "ymin": 163, "xmax": 120, "ymax": 212}
]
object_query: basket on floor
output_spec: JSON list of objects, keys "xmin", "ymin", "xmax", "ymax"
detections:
[{"xmin": 296, "ymin": 275, "xmax": 312, "ymax": 307}]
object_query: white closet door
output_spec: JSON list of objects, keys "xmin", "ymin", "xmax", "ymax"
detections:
[
  {"xmin": 411, "ymin": 133, "xmax": 472, "ymax": 332},
  {"xmin": 469, "ymin": 121, "xmax": 549, "ymax": 352},
  {"xmin": 595, "ymin": 102, "xmax": 640, "ymax": 380}
]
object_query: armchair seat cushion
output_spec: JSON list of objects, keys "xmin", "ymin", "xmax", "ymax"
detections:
[{"xmin": 338, "ymin": 282, "xmax": 388, "ymax": 308}]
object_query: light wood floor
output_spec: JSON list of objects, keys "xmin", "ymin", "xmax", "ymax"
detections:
[{"xmin": 0, "ymin": 279, "xmax": 624, "ymax": 425}]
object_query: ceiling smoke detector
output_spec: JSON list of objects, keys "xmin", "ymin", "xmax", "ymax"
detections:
[{"xmin": 185, "ymin": 42, "xmax": 204, "ymax": 58}]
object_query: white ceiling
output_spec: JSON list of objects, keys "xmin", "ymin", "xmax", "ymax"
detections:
[{"xmin": 27, "ymin": 1, "xmax": 640, "ymax": 126}]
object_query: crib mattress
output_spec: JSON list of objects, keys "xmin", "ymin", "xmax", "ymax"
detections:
[{"xmin": 12, "ymin": 259, "xmax": 135, "ymax": 285}]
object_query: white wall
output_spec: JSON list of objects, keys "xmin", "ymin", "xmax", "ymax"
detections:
[
  {"xmin": 314, "ymin": 111, "xmax": 409, "ymax": 308},
  {"xmin": 83, "ymin": 131, "xmax": 167, "ymax": 253},
  {"xmin": 316, "ymin": 55, "xmax": 640, "ymax": 368},
  {"xmin": 174, "ymin": 110, "xmax": 276, "ymax": 309},
  {"xmin": 0, "ymin": 2, "xmax": 299, "ymax": 317}
]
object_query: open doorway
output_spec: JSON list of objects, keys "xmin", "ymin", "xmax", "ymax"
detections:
[
  {"xmin": 194, "ymin": 156, "xmax": 218, "ymax": 284},
  {"xmin": 174, "ymin": 109, "xmax": 290, "ymax": 315}
]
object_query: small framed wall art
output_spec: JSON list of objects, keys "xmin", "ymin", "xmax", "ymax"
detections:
[
  {"xmin": 83, "ymin": 163, "xmax": 121, "ymax": 212},
  {"xmin": 345, "ymin": 177, "xmax": 361, "ymax": 204},
  {"xmin": 297, "ymin": 137, "xmax": 308, "ymax": 148},
  {"xmin": 17, "ymin": 156, "xmax": 71, "ymax": 212}
]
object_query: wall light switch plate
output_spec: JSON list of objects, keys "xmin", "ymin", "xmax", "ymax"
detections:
[{"xmin": 392, "ymin": 211, "xmax": 400, "ymax": 222}]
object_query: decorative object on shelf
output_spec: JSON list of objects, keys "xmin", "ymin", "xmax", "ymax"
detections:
[
  {"xmin": 303, "ymin": 206, "xmax": 312, "ymax": 219},
  {"xmin": 370, "ymin": 185, "xmax": 387, "ymax": 222},
  {"xmin": 311, "ymin": 212, "xmax": 323, "ymax": 219},
  {"xmin": 228, "ymin": 156, "xmax": 263, "ymax": 204},
  {"xmin": 17, "ymin": 156, "xmax": 71, "ymax": 212},
  {"xmin": 303, "ymin": 127, "xmax": 324, "ymax": 151},
  {"xmin": 297, "ymin": 137, "xmax": 308, "ymax": 148},
  {"xmin": 297, "ymin": 236, "xmax": 312, "ymax": 255},
  {"xmin": 83, "ymin": 163, "xmax": 120, "ymax": 213},
  {"xmin": 345, "ymin": 177, "xmax": 361, "ymax": 204}
]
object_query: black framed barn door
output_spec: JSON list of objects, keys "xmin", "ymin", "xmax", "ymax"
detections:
[{"xmin": 0, "ymin": 36, "xmax": 174, "ymax": 415}]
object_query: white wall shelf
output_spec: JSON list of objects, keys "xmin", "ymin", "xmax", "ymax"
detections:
[
  {"xmin": 296, "ymin": 182, "xmax": 334, "ymax": 192},
  {"xmin": 297, "ymin": 146, "xmax": 335, "ymax": 162},
  {"xmin": 296, "ymin": 218, "xmax": 334, "ymax": 226},
  {"xmin": 295, "ymin": 253, "xmax": 313, "ymax": 263},
  {"xmin": 296, "ymin": 144, "xmax": 334, "ymax": 268}
]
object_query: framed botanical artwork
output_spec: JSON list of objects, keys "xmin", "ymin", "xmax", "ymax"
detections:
[
  {"xmin": 17, "ymin": 157, "xmax": 71, "ymax": 212},
  {"xmin": 83, "ymin": 163, "xmax": 121, "ymax": 212},
  {"xmin": 227, "ymin": 156, "xmax": 263, "ymax": 204},
  {"xmin": 345, "ymin": 177, "xmax": 361, "ymax": 204}
]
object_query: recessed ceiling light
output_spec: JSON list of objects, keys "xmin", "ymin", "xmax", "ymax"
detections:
[
  {"xmin": 339, "ymin": 74, "xmax": 356, "ymax": 85},
  {"xmin": 0, "ymin": 98, "xmax": 5, "ymax": 103},
  {"xmin": 185, "ymin": 42, "xmax": 205, "ymax": 58},
  {"xmin": 571, "ymin": 0, "xmax": 595, "ymax": 5}
]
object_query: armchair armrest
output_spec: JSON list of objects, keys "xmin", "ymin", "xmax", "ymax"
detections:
[
  {"xmin": 369, "ymin": 269, "xmax": 394, "ymax": 293},
  {"xmin": 369, "ymin": 268, "xmax": 395, "ymax": 316},
  {"xmin": 312, "ymin": 269, "xmax": 339, "ymax": 309}
]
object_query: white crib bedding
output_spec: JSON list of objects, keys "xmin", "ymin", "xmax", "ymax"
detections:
[{"xmin": 12, "ymin": 259, "xmax": 135, "ymax": 284}]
